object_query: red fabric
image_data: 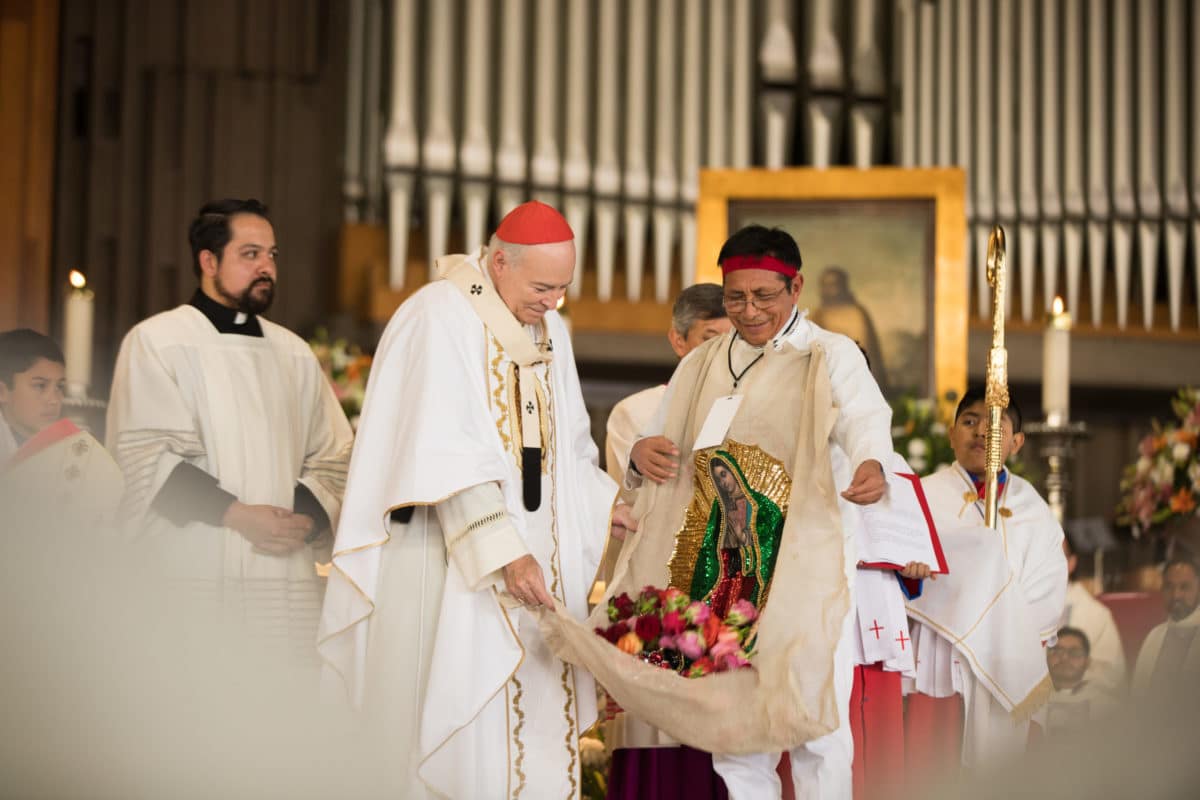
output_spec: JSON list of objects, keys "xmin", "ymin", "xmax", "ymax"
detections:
[
  {"xmin": 903, "ymin": 692, "xmax": 963, "ymax": 781},
  {"xmin": 718, "ymin": 254, "xmax": 798, "ymax": 278},
  {"xmin": 850, "ymin": 664, "xmax": 905, "ymax": 800},
  {"xmin": 8, "ymin": 418, "xmax": 79, "ymax": 466},
  {"xmin": 494, "ymin": 200, "xmax": 574, "ymax": 244},
  {"xmin": 777, "ymin": 752, "xmax": 794, "ymax": 800},
  {"xmin": 1098, "ymin": 591, "xmax": 1167, "ymax": 667}
]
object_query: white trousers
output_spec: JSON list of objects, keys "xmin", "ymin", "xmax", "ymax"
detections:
[{"xmin": 713, "ymin": 608, "xmax": 856, "ymax": 800}]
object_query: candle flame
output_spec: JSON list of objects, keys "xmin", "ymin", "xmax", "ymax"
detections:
[
  {"xmin": 69, "ymin": 270, "xmax": 87, "ymax": 289},
  {"xmin": 1052, "ymin": 296, "xmax": 1064, "ymax": 315}
]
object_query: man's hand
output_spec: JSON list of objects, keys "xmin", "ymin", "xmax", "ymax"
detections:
[
  {"xmin": 502, "ymin": 554, "xmax": 555, "ymax": 608},
  {"xmin": 223, "ymin": 502, "xmax": 312, "ymax": 555},
  {"xmin": 841, "ymin": 459, "xmax": 886, "ymax": 505},
  {"xmin": 899, "ymin": 561, "xmax": 934, "ymax": 581},
  {"xmin": 630, "ymin": 436, "xmax": 680, "ymax": 484},
  {"xmin": 611, "ymin": 503, "xmax": 639, "ymax": 541}
]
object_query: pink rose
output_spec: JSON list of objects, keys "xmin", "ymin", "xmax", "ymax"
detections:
[
  {"xmin": 676, "ymin": 630, "xmax": 706, "ymax": 660},
  {"xmin": 725, "ymin": 599, "xmax": 758, "ymax": 626},
  {"xmin": 682, "ymin": 601, "xmax": 710, "ymax": 626},
  {"xmin": 663, "ymin": 587, "xmax": 690, "ymax": 612}
]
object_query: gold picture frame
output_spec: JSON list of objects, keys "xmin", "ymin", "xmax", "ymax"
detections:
[{"xmin": 696, "ymin": 167, "xmax": 968, "ymax": 409}]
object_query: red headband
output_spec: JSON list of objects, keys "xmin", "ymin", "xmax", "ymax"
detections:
[{"xmin": 719, "ymin": 254, "xmax": 798, "ymax": 278}]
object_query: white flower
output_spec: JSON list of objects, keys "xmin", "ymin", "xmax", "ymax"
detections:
[
  {"xmin": 1190, "ymin": 462, "xmax": 1200, "ymax": 490},
  {"xmin": 907, "ymin": 439, "xmax": 929, "ymax": 458},
  {"xmin": 891, "ymin": 426, "xmax": 907, "ymax": 438},
  {"xmin": 909, "ymin": 455, "xmax": 928, "ymax": 473},
  {"xmin": 931, "ymin": 422, "xmax": 947, "ymax": 436},
  {"xmin": 580, "ymin": 736, "xmax": 607, "ymax": 769},
  {"xmin": 1173, "ymin": 441, "xmax": 1192, "ymax": 464},
  {"xmin": 914, "ymin": 399, "xmax": 934, "ymax": 415},
  {"xmin": 1136, "ymin": 456, "xmax": 1153, "ymax": 477},
  {"xmin": 1152, "ymin": 460, "xmax": 1175, "ymax": 488}
]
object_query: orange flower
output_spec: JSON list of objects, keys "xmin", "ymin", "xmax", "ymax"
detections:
[
  {"xmin": 1172, "ymin": 429, "xmax": 1198, "ymax": 447},
  {"xmin": 1170, "ymin": 488, "xmax": 1197, "ymax": 515},
  {"xmin": 616, "ymin": 631, "xmax": 644, "ymax": 655}
]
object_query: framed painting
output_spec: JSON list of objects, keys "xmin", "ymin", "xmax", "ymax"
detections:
[{"xmin": 696, "ymin": 167, "xmax": 967, "ymax": 408}]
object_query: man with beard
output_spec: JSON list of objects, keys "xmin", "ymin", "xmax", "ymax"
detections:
[
  {"xmin": 1132, "ymin": 557, "xmax": 1200, "ymax": 698},
  {"xmin": 106, "ymin": 198, "xmax": 353, "ymax": 661}
]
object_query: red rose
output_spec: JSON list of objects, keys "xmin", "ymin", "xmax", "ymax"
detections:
[
  {"xmin": 661, "ymin": 610, "xmax": 686, "ymax": 636},
  {"xmin": 603, "ymin": 622, "xmax": 629, "ymax": 643},
  {"xmin": 612, "ymin": 593, "xmax": 635, "ymax": 620},
  {"xmin": 635, "ymin": 614, "xmax": 662, "ymax": 642}
]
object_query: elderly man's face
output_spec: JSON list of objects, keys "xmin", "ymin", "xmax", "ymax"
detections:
[
  {"xmin": 1163, "ymin": 563, "xmax": 1200, "ymax": 621},
  {"xmin": 722, "ymin": 269, "xmax": 803, "ymax": 347},
  {"xmin": 490, "ymin": 241, "xmax": 575, "ymax": 326},
  {"xmin": 1047, "ymin": 633, "xmax": 1089, "ymax": 690}
]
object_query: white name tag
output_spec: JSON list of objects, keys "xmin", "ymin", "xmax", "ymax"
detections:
[{"xmin": 692, "ymin": 395, "xmax": 743, "ymax": 452}]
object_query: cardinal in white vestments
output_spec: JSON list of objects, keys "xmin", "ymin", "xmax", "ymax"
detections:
[
  {"xmin": 1131, "ymin": 557, "xmax": 1200, "ymax": 700},
  {"xmin": 106, "ymin": 199, "xmax": 353, "ymax": 659},
  {"xmin": 905, "ymin": 389, "xmax": 1067, "ymax": 773},
  {"xmin": 318, "ymin": 202, "xmax": 635, "ymax": 799}
]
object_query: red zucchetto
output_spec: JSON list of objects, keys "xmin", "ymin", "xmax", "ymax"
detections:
[{"xmin": 495, "ymin": 201, "xmax": 575, "ymax": 244}]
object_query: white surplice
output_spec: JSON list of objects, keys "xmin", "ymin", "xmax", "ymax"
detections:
[
  {"xmin": 0, "ymin": 417, "xmax": 17, "ymax": 464},
  {"xmin": 906, "ymin": 463, "xmax": 1068, "ymax": 766},
  {"xmin": 1131, "ymin": 605, "xmax": 1200, "ymax": 699},
  {"xmin": 1062, "ymin": 581, "xmax": 1128, "ymax": 692},
  {"xmin": 604, "ymin": 384, "xmax": 666, "ymax": 486},
  {"xmin": 106, "ymin": 305, "xmax": 353, "ymax": 656},
  {"xmin": 318, "ymin": 250, "xmax": 616, "ymax": 799}
]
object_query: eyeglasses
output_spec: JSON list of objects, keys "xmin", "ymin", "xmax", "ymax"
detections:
[
  {"xmin": 722, "ymin": 286, "xmax": 790, "ymax": 312},
  {"xmin": 1047, "ymin": 647, "xmax": 1087, "ymax": 659}
]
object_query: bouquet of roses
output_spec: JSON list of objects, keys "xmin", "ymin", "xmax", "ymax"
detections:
[
  {"xmin": 1116, "ymin": 387, "xmax": 1200, "ymax": 535},
  {"xmin": 593, "ymin": 585, "xmax": 757, "ymax": 678}
]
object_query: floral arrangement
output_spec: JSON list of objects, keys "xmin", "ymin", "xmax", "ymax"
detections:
[
  {"xmin": 1116, "ymin": 387, "xmax": 1200, "ymax": 536},
  {"xmin": 309, "ymin": 328, "xmax": 372, "ymax": 428},
  {"xmin": 593, "ymin": 586, "xmax": 757, "ymax": 677},
  {"xmin": 890, "ymin": 394, "xmax": 955, "ymax": 476}
]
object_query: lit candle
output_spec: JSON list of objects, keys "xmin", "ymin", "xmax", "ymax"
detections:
[
  {"xmin": 64, "ymin": 270, "xmax": 94, "ymax": 398},
  {"xmin": 1042, "ymin": 295, "xmax": 1071, "ymax": 425}
]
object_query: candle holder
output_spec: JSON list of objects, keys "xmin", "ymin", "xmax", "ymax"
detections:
[
  {"xmin": 1022, "ymin": 419, "xmax": 1089, "ymax": 525},
  {"xmin": 62, "ymin": 393, "xmax": 108, "ymax": 438}
]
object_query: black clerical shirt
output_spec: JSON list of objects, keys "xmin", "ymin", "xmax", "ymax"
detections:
[{"xmin": 149, "ymin": 290, "xmax": 330, "ymax": 538}]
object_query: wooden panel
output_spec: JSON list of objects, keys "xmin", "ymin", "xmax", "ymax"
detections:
[{"xmin": 0, "ymin": 0, "xmax": 60, "ymax": 333}]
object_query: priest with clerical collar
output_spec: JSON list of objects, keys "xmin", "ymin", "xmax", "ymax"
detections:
[
  {"xmin": 1132, "ymin": 557, "xmax": 1200, "ymax": 699},
  {"xmin": 318, "ymin": 201, "xmax": 636, "ymax": 799},
  {"xmin": 106, "ymin": 198, "xmax": 354, "ymax": 661}
]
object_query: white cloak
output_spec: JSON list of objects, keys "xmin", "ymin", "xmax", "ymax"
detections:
[
  {"xmin": 317, "ymin": 253, "xmax": 616, "ymax": 799},
  {"xmin": 106, "ymin": 305, "xmax": 353, "ymax": 653},
  {"xmin": 906, "ymin": 463, "xmax": 1068, "ymax": 765},
  {"xmin": 1062, "ymin": 581, "xmax": 1128, "ymax": 691}
]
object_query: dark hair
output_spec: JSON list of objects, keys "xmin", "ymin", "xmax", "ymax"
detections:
[
  {"xmin": 717, "ymin": 225, "xmax": 803, "ymax": 287},
  {"xmin": 0, "ymin": 329, "xmax": 64, "ymax": 388},
  {"xmin": 1163, "ymin": 557, "xmax": 1200, "ymax": 579},
  {"xmin": 954, "ymin": 385, "xmax": 1023, "ymax": 434},
  {"xmin": 671, "ymin": 283, "xmax": 727, "ymax": 337},
  {"xmin": 188, "ymin": 198, "xmax": 270, "ymax": 278},
  {"xmin": 1055, "ymin": 626, "xmax": 1090, "ymax": 657}
]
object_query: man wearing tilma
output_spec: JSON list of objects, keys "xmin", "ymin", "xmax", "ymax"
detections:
[
  {"xmin": 318, "ymin": 201, "xmax": 636, "ymax": 799},
  {"xmin": 540, "ymin": 225, "xmax": 898, "ymax": 800}
]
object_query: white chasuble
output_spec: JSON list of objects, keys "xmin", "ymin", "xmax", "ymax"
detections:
[
  {"xmin": 318, "ymin": 250, "xmax": 616, "ymax": 799},
  {"xmin": 106, "ymin": 306, "xmax": 353, "ymax": 657},
  {"xmin": 906, "ymin": 463, "xmax": 1068, "ymax": 765}
]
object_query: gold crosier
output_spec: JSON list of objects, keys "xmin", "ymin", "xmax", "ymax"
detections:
[{"xmin": 983, "ymin": 225, "xmax": 1009, "ymax": 529}]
